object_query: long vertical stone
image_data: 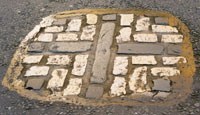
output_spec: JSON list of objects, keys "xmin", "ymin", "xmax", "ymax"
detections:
[{"xmin": 91, "ymin": 22, "xmax": 115, "ymax": 83}]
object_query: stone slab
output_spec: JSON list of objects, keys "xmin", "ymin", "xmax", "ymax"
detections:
[
  {"xmin": 23, "ymin": 55, "xmax": 43, "ymax": 64},
  {"xmin": 86, "ymin": 85, "xmax": 104, "ymax": 99},
  {"xmin": 152, "ymin": 79, "xmax": 171, "ymax": 91},
  {"xmin": 25, "ymin": 66, "xmax": 49, "ymax": 76},
  {"xmin": 133, "ymin": 33, "xmax": 158, "ymax": 42},
  {"xmin": 167, "ymin": 44, "xmax": 182, "ymax": 55},
  {"xmin": 161, "ymin": 34, "xmax": 183, "ymax": 43},
  {"xmin": 151, "ymin": 67, "xmax": 180, "ymax": 77},
  {"xmin": 162, "ymin": 56, "xmax": 187, "ymax": 65},
  {"xmin": 49, "ymin": 42, "xmax": 92, "ymax": 53},
  {"xmin": 116, "ymin": 27, "xmax": 131, "ymax": 43},
  {"xmin": 44, "ymin": 26, "xmax": 64, "ymax": 33},
  {"xmin": 132, "ymin": 55, "xmax": 157, "ymax": 65},
  {"xmin": 155, "ymin": 17, "xmax": 169, "ymax": 25},
  {"xmin": 26, "ymin": 78, "xmax": 44, "ymax": 90},
  {"xmin": 72, "ymin": 55, "xmax": 89, "ymax": 76},
  {"xmin": 56, "ymin": 33, "xmax": 79, "ymax": 41},
  {"xmin": 66, "ymin": 19, "xmax": 82, "ymax": 32},
  {"xmin": 28, "ymin": 43, "xmax": 44, "ymax": 53},
  {"xmin": 91, "ymin": 22, "xmax": 115, "ymax": 83},
  {"xmin": 117, "ymin": 43, "xmax": 164, "ymax": 54},
  {"xmin": 102, "ymin": 14, "xmax": 117, "ymax": 21},
  {"xmin": 47, "ymin": 55, "xmax": 71, "ymax": 65},
  {"xmin": 86, "ymin": 14, "xmax": 98, "ymax": 24},
  {"xmin": 152, "ymin": 25, "xmax": 178, "ymax": 33},
  {"xmin": 35, "ymin": 33, "xmax": 53, "ymax": 42},
  {"xmin": 53, "ymin": 18, "xmax": 67, "ymax": 25}
]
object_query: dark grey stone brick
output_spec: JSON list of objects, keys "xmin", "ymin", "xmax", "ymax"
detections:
[
  {"xmin": 86, "ymin": 85, "xmax": 104, "ymax": 99},
  {"xmin": 155, "ymin": 17, "xmax": 169, "ymax": 25},
  {"xmin": 117, "ymin": 43, "xmax": 164, "ymax": 55},
  {"xmin": 28, "ymin": 42, "xmax": 44, "ymax": 53},
  {"xmin": 152, "ymin": 78, "xmax": 171, "ymax": 91},
  {"xmin": 102, "ymin": 14, "xmax": 117, "ymax": 21},
  {"xmin": 49, "ymin": 42, "xmax": 92, "ymax": 53},
  {"xmin": 26, "ymin": 78, "xmax": 44, "ymax": 90},
  {"xmin": 167, "ymin": 44, "xmax": 182, "ymax": 55}
]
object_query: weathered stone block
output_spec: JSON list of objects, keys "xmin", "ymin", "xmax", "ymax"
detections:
[
  {"xmin": 86, "ymin": 85, "xmax": 104, "ymax": 99},
  {"xmin": 113, "ymin": 56, "xmax": 128, "ymax": 75},
  {"xmin": 25, "ymin": 66, "xmax": 49, "ymax": 76},
  {"xmin": 110, "ymin": 77, "xmax": 126, "ymax": 96},
  {"xmin": 72, "ymin": 55, "xmax": 89, "ymax": 76},
  {"xmin": 116, "ymin": 27, "xmax": 131, "ymax": 43},
  {"xmin": 47, "ymin": 55, "xmax": 71, "ymax": 65}
]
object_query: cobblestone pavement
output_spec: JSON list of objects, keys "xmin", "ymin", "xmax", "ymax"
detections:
[{"xmin": 0, "ymin": 0, "xmax": 200, "ymax": 115}]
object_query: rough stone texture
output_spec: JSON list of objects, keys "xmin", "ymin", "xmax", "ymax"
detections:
[
  {"xmin": 86, "ymin": 85, "xmax": 104, "ymax": 99},
  {"xmin": 22, "ymin": 55, "xmax": 43, "ymax": 64},
  {"xmin": 80, "ymin": 25, "xmax": 96, "ymax": 41},
  {"xmin": 53, "ymin": 18, "xmax": 67, "ymax": 25},
  {"xmin": 110, "ymin": 77, "xmax": 126, "ymax": 96},
  {"xmin": 132, "ymin": 56, "xmax": 157, "ymax": 65},
  {"xmin": 47, "ymin": 69, "xmax": 68, "ymax": 91},
  {"xmin": 133, "ymin": 33, "xmax": 158, "ymax": 42},
  {"xmin": 72, "ymin": 55, "xmax": 89, "ymax": 76},
  {"xmin": 152, "ymin": 25, "xmax": 178, "ymax": 33},
  {"xmin": 86, "ymin": 14, "xmax": 98, "ymax": 24},
  {"xmin": 35, "ymin": 33, "xmax": 53, "ymax": 42},
  {"xmin": 136, "ymin": 16, "xmax": 150, "ymax": 31},
  {"xmin": 27, "ymin": 43, "xmax": 44, "ymax": 53},
  {"xmin": 113, "ymin": 56, "xmax": 128, "ymax": 75},
  {"xmin": 49, "ymin": 42, "xmax": 92, "ymax": 53},
  {"xmin": 118, "ymin": 43, "xmax": 164, "ymax": 54},
  {"xmin": 161, "ymin": 34, "xmax": 183, "ymax": 43},
  {"xmin": 154, "ymin": 92, "xmax": 170, "ymax": 98},
  {"xmin": 162, "ymin": 56, "xmax": 187, "ymax": 65},
  {"xmin": 116, "ymin": 27, "xmax": 131, "ymax": 43},
  {"xmin": 129, "ymin": 66, "xmax": 148, "ymax": 93},
  {"xmin": 63, "ymin": 78, "xmax": 82, "ymax": 96},
  {"xmin": 152, "ymin": 78, "xmax": 171, "ymax": 91},
  {"xmin": 47, "ymin": 55, "xmax": 71, "ymax": 65},
  {"xmin": 66, "ymin": 19, "xmax": 82, "ymax": 32},
  {"xmin": 40, "ymin": 15, "xmax": 55, "ymax": 27},
  {"xmin": 151, "ymin": 67, "xmax": 180, "ymax": 77},
  {"xmin": 56, "ymin": 33, "xmax": 79, "ymax": 41},
  {"xmin": 44, "ymin": 26, "xmax": 64, "ymax": 32},
  {"xmin": 24, "ymin": 66, "xmax": 49, "ymax": 76},
  {"xmin": 102, "ymin": 14, "xmax": 117, "ymax": 21},
  {"xmin": 155, "ymin": 17, "xmax": 169, "ymax": 25},
  {"xmin": 26, "ymin": 78, "xmax": 44, "ymax": 90},
  {"xmin": 91, "ymin": 22, "xmax": 115, "ymax": 83},
  {"xmin": 120, "ymin": 14, "xmax": 134, "ymax": 26},
  {"xmin": 167, "ymin": 44, "xmax": 182, "ymax": 55}
]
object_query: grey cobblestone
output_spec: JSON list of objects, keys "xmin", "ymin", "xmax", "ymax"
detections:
[{"xmin": 27, "ymin": 42, "xmax": 45, "ymax": 53}]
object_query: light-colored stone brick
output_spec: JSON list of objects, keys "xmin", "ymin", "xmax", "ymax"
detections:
[
  {"xmin": 40, "ymin": 15, "xmax": 55, "ymax": 27},
  {"xmin": 66, "ymin": 19, "xmax": 82, "ymax": 32},
  {"xmin": 56, "ymin": 33, "xmax": 78, "ymax": 41},
  {"xmin": 72, "ymin": 55, "xmax": 89, "ymax": 76},
  {"xmin": 133, "ymin": 33, "xmax": 158, "ymax": 42},
  {"xmin": 47, "ymin": 69, "xmax": 68, "ymax": 91},
  {"xmin": 23, "ymin": 55, "xmax": 43, "ymax": 64},
  {"xmin": 86, "ymin": 14, "xmax": 98, "ymax": 24},
  {"xmin": 132, "ymin": 56, "xmax": 157, "ymax": 65},
  {"xmin": 136, "ymin": 17, "xmax": 150, "ymax": 31},
  {"xmin": 25, "ymin": 66, "xmax": 49, "ymax": 76},
  {"xmin": 151, "ymin": 67, "xmax": 180, "ymax": 77},
  {"xmin": 63, "ymin": 78, "xmax": 82, "ymax": 96},
  {"xmin": 161, "ymin": 34, "xmax": 183, "ymax": 43},
  {"xmin": 116, "ymin": 27, "xmax": 131, "ymax": 43},
  {"xmin": 80, "ymin": 25, "xmax": 96, "ymax": 41},
  {"xmin": 47, "ymin": 55, "xmax": 71, "ymax": 65},
  {"xmin": 129, "ymin": 66, "xmax": 148, "ymax": 93},
  {"xmin": 120, "ymin": 14, "xmax": 134, "ymax": 26},
  {"xmin": 152, "ymin": 25, "xmax": 178, "ymax": 33},
  {"xmin": 44, "ymin": 26, "xmax": 64, "ymax": 32},
  {"xmin": 162, "ymin": 56, "xmax": 187, "ymax": 65},
  {"xmin": 110, "ymin": 77, "xmax": 126, "ymax": 96},
  {"xmin": 35, "ymin": 33, "xmax": 53, "ymax": 42},
  {"xmin": 113, "ymin": 56, "xmax": 128, "ymax": 75}
]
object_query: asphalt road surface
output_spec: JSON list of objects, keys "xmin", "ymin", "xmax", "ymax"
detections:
[{"xmin": 0, "ymin": 0, "xmax": 200, "ymax": 115}]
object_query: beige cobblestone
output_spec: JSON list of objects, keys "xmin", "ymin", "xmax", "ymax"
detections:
[
  {"xmin": 72, "ymin": 55, "xmax": 89, "ymax": 76},
  {"xmin": 132, "ymin": 56, "xmax": 157, "ymax": 65},
  {"xmin": 25, "ymin": 66, "xmax": 49, "ymax": 76},
  {"xmin": 35, "ymin": 33, "xmax": 53, "ymax": 42},
  {"xmin": 23, "ymin": 55, "xmax": 43, "ymax": 64},
  {"xmin": 80, "ymin": 25, "xmax": 96, "ymax": 41},
  {"xmin": 86, "ymin": 14, "xmax": 98, "ymax": 24},
  {"xmin": 47, "ymin": 69, "xmax": 68, "ymax": 91},
  {"xmin": 152, "ymin": 25, "xmax": 178, "ymax": 33},
  {"xmin": 110, "ymin": 77, "xmax": 126, "ymax": 96},
  {"xmin": 161, "ymin": 34, "xmax": 183, "ymax": 43},
  {"xmin": 120, "ymin": 14, "xmax": 134, "ymax": 26},
  {"xmin": 133, "ymin": 33, "xmax": 158, "ymax": 42},
  {"xmin": 66, "ymin": 19, "xmax": 82, "ymax": 32},
  {"xmin": 47, "ymin": 55, "xmax": 71, "ymax": 65},
  {"xmin": 151, "ymin": 67, "xmax": 180, "ymax": 77},
  {"xmin": 44, "ymin": 26, "xmax": 64, "ymax": 32},
  {"xmin": 63, "ymin": 78, "xmax": 82, "ymax": 96},
  {"xmin": 162, "ymin": 56, "xmax": 187, "ymax": 65},
  {"xmin": 136, "ymin": 16, "xmax": 150, "ymax": 31},
  {"xmin": 113, "ymin": 56, "xmax": 128, "ymax": 75},
  {"xmin": 116, "ymin": 27, "xmax": 131, "ymax": 43},
  {"xmin": 56, "ymin": 33, "xmax": 78, "ymax": 41}
]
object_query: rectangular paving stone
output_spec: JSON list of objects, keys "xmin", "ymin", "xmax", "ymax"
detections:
[
  {"xmin": 161, "ymin": 34, "xmax": 183, "ymax": 43},
  {"xmin": 86, "ymin": 85, "xmax": 104, "ymax": 99},
  {"xmin": 91, "ymin": 22, "xmax": 115, "ymax": 83},
  {"xmin": 47, "ymin": 55, "xmax": 71, "ymax": 65},
  {"xmin": 151, "ymin": 67, "xmax": 180, "ymax": 77},
  {"xmin": 120, "ymin": 14, "xmax": 134, "ymax": 26},
  {"xmin": 23, "ymin": 55, "xmax": 43, "ymax": 64},
  {"xmin": 132, "ymin": 55, "xmax": 157, "ymax": 65},
  {"xmin": 152, "ymin": 78, "xmax": 171, "ymax": 91},
  {"xmin": 152, "ymin": 25, "xmax": 178, "ymax": 33},
  {"xmin": 162, "ymin": 56, "xmax": 187, "ymax": 65},
  {"xmin": 66, "ymin": 19, "xmax": 82, "ymax": 32},
  {"xmin": 44, "ymin": 26, "xmax": 64, "ymax": 33},
  {"xmin": 102, "ymin": 14, "xmax": 117, "ymax": 21},
  {"xmin": 25, "ymin": 66, "xmax": 49, "ymax": 76},
  {"xmin": 63, "ymin": 78, "xmax": 82, "ymax": 96},
  {"xmin": 155, "ymin": 17, "xmax": 169, "ymax": 25},
  {"xmin": 133, "ymin": 33, "xmax": 158, "ymax": 42},
  {"xmin": 47, "ymin": 69, "xmax": 68, "ymax": 91},
  {"xmin": 53, "ymin": 18, "xmax": 67, "ymax": 25},
  {"xmin": 86, "ymin": 14, "xmax": 98, "ymax": 25},
  {"xmin": 49, "ymin": 42, "xmax": 92, "ymax": 53},
  {"xmin": 116, "ymin": 27, "xmax": 131, "ymax": 43},
  {"xmin": 26, "ymin": 78, "xmax": 44, "ymax": 90},
  {"xmin": 110, "ymin": 77, "xmax": 126, "ymax": 97},
  {"xmin": 56, "ymin": 33, "xmax": 79, "ymax": 41},
  {"xmin": 72, "ymin": 55, "xmax": 89, "ymax": 76},
  {"xmin": 167, "ymin": 44, "xmax": 182, "ymax": 55},
  {"xmin": 28, "ymin": 42, "xmax": 44, "ymax": 53},
  {"xmin": 35, "ymin": 33, "xmax": 53, "ymax": 42},
  {"xmin": 117, "ymin": 43, "xmax": 164, "ymax": 55}
]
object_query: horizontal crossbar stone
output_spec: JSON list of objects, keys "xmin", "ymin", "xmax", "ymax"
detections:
[
  {"xmin": 49, "ymin": 42, "xmax": 92, "ymax": 53},
  {"xmin": 117, "ymin": 43, "xmax": 164, "ymax": 54}
]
